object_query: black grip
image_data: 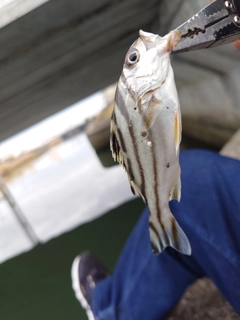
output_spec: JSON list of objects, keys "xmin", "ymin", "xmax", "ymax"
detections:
[{"xmin": 233, "ymin": 0, "xmax": 240, "ymax": 16}]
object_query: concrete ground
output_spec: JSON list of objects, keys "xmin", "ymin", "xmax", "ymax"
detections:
[{"xmin": 168, "ymin": 278, "xmax": 239, "ymax": 320}]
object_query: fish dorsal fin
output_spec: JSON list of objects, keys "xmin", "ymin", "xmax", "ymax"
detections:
[{"xmin": 110, "ymin": 117, "xmax": 121, "ymax": 162}]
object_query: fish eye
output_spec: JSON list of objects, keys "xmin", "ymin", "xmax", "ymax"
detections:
[{"xmin": 126, "ymin": 51, "xmax": 140, "ymax": 66}]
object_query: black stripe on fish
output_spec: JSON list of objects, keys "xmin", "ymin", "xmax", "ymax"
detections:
[
  {"xmin": 126, "ymin": 158, "xmax": 134, "ymax": 181},
  {"xmin": 159, "ymin": 218, "xmax": 169, "ymax": 245},
  {"xmin": 111, "ymin": 111, "xmax": 125, "ymax": 162},
  {"xmin": 115, "ymin": 85, "xmax": 146, "ymax": 201},
  {"xmin": 130, "ymin": 183, "xmax": 136, "ymax": 195},
  {"xmin": 129, "ymin": 124, "xmax": 146, "ymax": 201},
  {"xmin": 115, "ymin": 83, "xmax": 130, "ymax": 122},
  {"xmin": 150, "ymin": 135, "xmax": 169, "ymax": 245},
  {"xmin": 110, "ymin": 122, "xmax": 120, "ymax": 162},
  {"xmin": 149, "ymin": 221, "xmax": 163, "ymax": 251},
  {"xmin": 117, "ymin": 128, "xmax": 127, "ymax": 153},
  {"xmin": 120, "ymin": 74, "xmax": 135, "ymax": 101},
  {"xmin": 126, "ymin": 158, "xmax": 137, "ymax": 196},
  {"xmin": 171, "ymin": 216, "xmax": 181, "ymax": 251},
  {"xmin": 112, "ymin": 110, "xmax": 127, "ymax": 154}
]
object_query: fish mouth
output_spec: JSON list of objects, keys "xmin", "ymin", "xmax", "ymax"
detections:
[
  {"xmin": 139, "ymin": 30, "xmax": 158, "ymax": 50},
  {"xmin": 139, "ymin": 30, "xmax": 182, "ymax": 55}
]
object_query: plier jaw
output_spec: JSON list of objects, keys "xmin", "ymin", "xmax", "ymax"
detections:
[{"xmin": 172, "ymin": 0, "xmax": 240, "ymax": 54}]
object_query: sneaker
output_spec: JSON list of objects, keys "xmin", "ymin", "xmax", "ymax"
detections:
[{"xmin": 71, "ymin": 251, "xmax": 109, "ymax": 320}]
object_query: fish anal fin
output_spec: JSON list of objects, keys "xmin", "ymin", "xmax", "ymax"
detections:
[{"xmin": 149, "ymin": 208, "xmax": 191, "ymax": 255}]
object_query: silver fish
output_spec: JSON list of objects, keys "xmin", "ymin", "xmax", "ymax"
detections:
[{"xmin": 110, "ymin": 30, "xmax": 191, "ymax": 255}]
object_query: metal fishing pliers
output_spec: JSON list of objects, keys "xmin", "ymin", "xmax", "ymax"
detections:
[{"xmin": 172, "ymin": 0, "xmax": 240, "ymax": 53}]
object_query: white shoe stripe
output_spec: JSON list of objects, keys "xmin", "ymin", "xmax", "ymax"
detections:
[{"xmin": 71, "ymin": 255, "xmax": 95, "ymax": 320}]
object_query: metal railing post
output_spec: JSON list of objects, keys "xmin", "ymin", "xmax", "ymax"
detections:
[{"xmin": 0, "ymin": 176, "xmax": 39, "ymax": 246}]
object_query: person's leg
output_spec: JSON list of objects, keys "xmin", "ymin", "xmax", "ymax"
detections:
[
  {"xmin": 174, "ymin": 150, "xmax": 240, "ymax": 312},
  {"xmin": 92, "ymin": 150, "xmax": 240, "ymax": 320},
  {"xmin": 92, "ymin": 207, "xmax": 203, "ymax": 320}
]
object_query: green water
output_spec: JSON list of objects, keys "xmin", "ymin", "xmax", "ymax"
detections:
[{"xmin": 0, "ymin": 198, "xmax": 145, "ymax": 320}]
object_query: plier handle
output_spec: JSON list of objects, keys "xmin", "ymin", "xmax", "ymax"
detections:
[{"xmin": 172, "ymin": 0, "xmax": 240, "ymax": 53}]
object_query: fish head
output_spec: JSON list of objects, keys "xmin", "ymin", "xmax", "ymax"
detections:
[{"xmin": 121, "ymin": 30, "xmax": 181, "ymax": 101}]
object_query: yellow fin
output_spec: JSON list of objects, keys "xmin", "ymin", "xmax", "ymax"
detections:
[
  {"xmin": 174, "ymin": 110, "xmax": 181, "ymax": 154},
  {"xmin": 170, "ymin": 176, "xmax": 181, "ymax": 202}
]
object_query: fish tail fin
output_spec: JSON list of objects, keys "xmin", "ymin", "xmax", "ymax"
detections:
[{"xmin": 149, "ymin": 208, "xmax": 191, "ymax": 256}]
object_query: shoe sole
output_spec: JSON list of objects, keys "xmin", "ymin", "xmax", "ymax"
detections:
[{"xmin": 71, "ymin": 255, "xmax": 95, "ymax": 320}]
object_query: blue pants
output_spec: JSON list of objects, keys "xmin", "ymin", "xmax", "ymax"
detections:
[{"xmin": 92, "ymin": 150, "xmax": 240, "ymax": 320}]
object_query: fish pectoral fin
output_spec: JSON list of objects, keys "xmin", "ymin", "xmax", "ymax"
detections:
[
  {"xmin": 170, "ymin": 176, "xmax": 181, "ymax": 202},
  {"xmin": 149, "ymin": 209, "xmax": 191, "ymax": 255}
]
